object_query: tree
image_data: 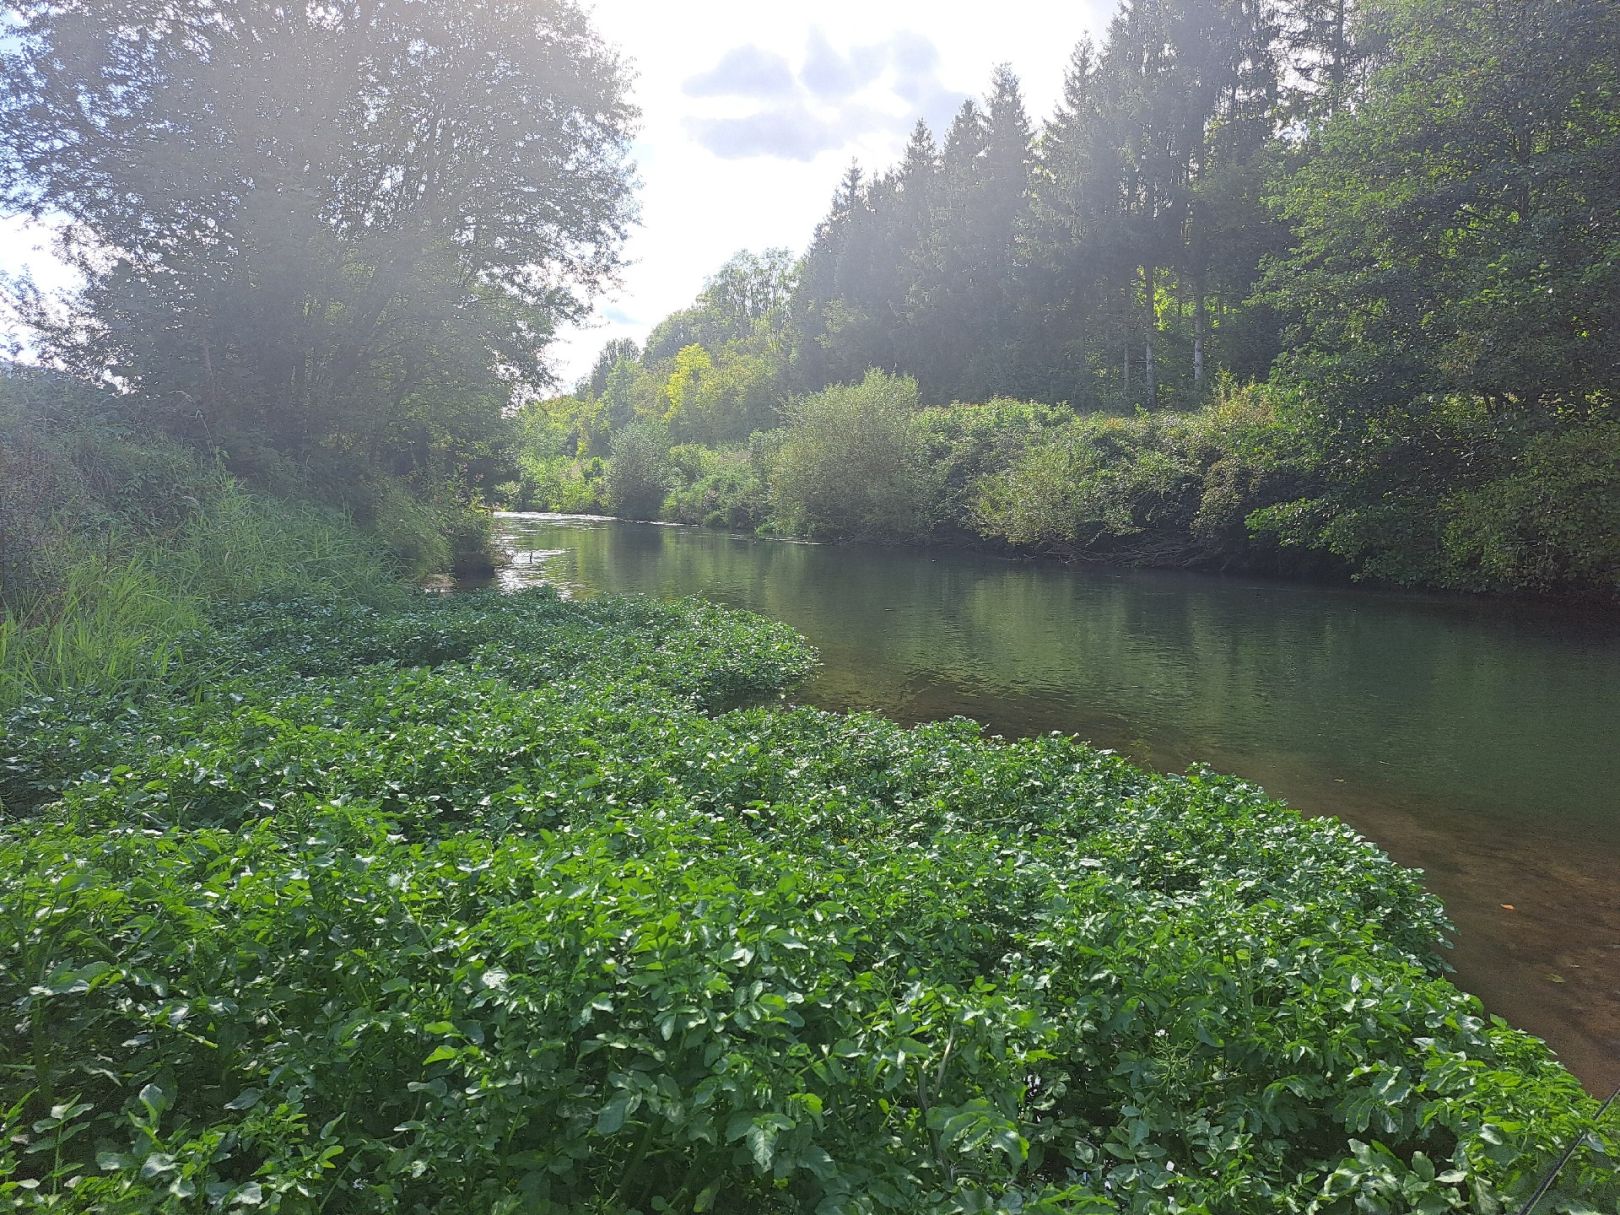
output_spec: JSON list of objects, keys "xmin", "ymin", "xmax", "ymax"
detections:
[
  {"xmin": 585, "ymin": 338, "xmax": 642, "ymax": 399},
  {"xmin": 603, "ymin": 421, "xmax": 671, "ymax": 520},
  {"xmin": 786, "ymin": 163, "xmax": 877, "ymax": 393},
  {"xmin": 662, "ymin": 344, "xmax": 716, "ymax": 437},
  {"xmin": 1279, "ymin": 0, "xmax": 1367, "ymax": 119},
  {"xmin": 974, "ymin": 65, "xmax": 1036, "ymax": 398},
  {"xmin": 1270, "ymin": 0, "xmax": 1620, "ymax": 422},
  {"xmin": 697, "ymin": 249, "xmax": 798, "ymax": 334},
  {"xmin": 1261, "ymin": 0, "xmax": 1620, "ymax": 586},
  {"xmin": 0, "ymin": 0, "xmax": 637, "ymax": 470}
]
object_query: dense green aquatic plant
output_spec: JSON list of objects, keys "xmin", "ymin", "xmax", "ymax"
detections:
[{"xmin": 0, "ymin": 588, "xmax": 1614, "ymax": 1212}]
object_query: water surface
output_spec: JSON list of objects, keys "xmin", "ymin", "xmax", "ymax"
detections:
[{"xmin": 493, "ymin": 513, "xmax": 1620, "ymax": 1092}]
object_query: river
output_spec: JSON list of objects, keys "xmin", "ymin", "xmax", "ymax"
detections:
[{"xmin": 489, "ymin": 512, "xmax": 1620, "ymax": 1093}]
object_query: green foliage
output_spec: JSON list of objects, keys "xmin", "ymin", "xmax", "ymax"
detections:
[
  {"xmin": 1267, "ymin": 0, "xmax": 1619, "ymax": 420},
  {"xmin": 1, "ymin": 589, "xmax": 1614, "ymax": 1211},
  {"xmin": 1440, "ymin": 422, "xmax": 1620, "ymax": 595},
  {"xmin": 554, "ymin": 0, "xmax": 1620, "ymax": 598},
  {"xmin": 1254, "ymin": 0, "xmax": 1620, "ymax": 594},
  {"xmin": 0, "ymin": 375, "xmax": 430, "ymax": 709},
  {"xmin": 502, "ymin": 418, "xmax": 609, "ymax": 515},
  {"xmin": 528, "ymin": 456, "xmax": 609, "ymax": 515},
  {"xmin": 914, "ymin": 399, "xmax": 1075, "ymax": 523},
  {"xmin": 603, "ymin": 422, "xmax": 673, "ymax": 521},
  {"xmin": 663, "ymin": 447, "xmax": 771, "ymax": 532},
  {"xmin": 1252, "ymin": 411, "xmax": 1620, "ymax": 596},
  {"xmin": 771, "ymin": 371, "xmax": 938, "ymax": 540},
  {"xmin": 963, "ymin": 384, "xmax": 1309, "ymax": 569},
  {"xmin": 662, "ymin": 344, "xmax": 714, "ymax": 428},
  {"xmin": 0, "ymin": 486, "xmax": 404, "ymax": 711},
  {"xmin": 0, "ymin": 0, "xmax": 635, "ymax": 471}
]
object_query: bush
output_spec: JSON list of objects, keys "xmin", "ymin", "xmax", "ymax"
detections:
[
  {"xmin": 962, "ymin": 385, "xmax": 1313, "ymax": 570},
  {"xmin": 603, "ymin": 421, "xmax": 672, "ymax": 520},
  {"xmin": 504, "ymin": 453, "xmax": 608, "ymax": 514},
  {"xmin": 915, "ymin": 398, "xmax": 1074, "ymax": 527},
  {"xmin": 1440, "ymin": 420, "xmax": 1620, "ymax": 594},
  {"xmin": 1249, "ymin": 402, "xmax": 1620, "ymax": 596},
  {"xmin": 771, "ymin": 370, "xmax": 937, "ymax": 540},
  {"xmin": 663, "ymin": 447, "xmax": 770, "ymax": 531},
  {"xmin": 971, "ymin": 413, "xmax": 1202, "ymax": 559}
]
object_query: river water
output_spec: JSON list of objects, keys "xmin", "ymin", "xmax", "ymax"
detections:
[{"xmin": 490, "ymin": 512, "xmax": 1620, "ymax": 1093}]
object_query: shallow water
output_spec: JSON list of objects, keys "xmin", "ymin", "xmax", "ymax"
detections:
[{"xmin": 491, "ymin": 513, "xmax": 1620, "ymax": 1093}]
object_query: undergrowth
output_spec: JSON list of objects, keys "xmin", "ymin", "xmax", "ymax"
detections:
[
  {"xmin": 0, "ymin": 590, "xmax": 1614, "ymax": 1212},
  {"xmin": 0, "ymin": 485, "xmax": 406, "ymax": 711}
]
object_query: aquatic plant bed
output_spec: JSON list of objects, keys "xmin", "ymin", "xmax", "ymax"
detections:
[{"xmin": 1, "ymin": 589, "xmax": 1613, "ymax": 1212}]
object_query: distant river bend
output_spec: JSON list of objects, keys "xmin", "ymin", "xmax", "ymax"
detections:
[{"xmin": 487, "ymin": 512, "xmax": 1620, "ymax": 1093}]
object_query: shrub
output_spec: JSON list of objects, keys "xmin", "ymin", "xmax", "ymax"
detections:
[
  {"xmin": 971, "ymin": 413, "xmax": 1201, "ymax": 559},
  {"xmin": 663, "ymin": 447, "xmax": 770, "ymax": 531},
  {"xmin": 915, "ymin": 398, "xmax": 1073, "ymax": 527},
  {"xmin": 1440, "ymin": 420, "xmax": 1620, "ymax": 594},
  {"xmin": 771, "ymin": 370, "xmax": 937, "ymax": 540},
  {"xmin": 603, "ymin": 421, "xmax": 672, "ymax": 520}
]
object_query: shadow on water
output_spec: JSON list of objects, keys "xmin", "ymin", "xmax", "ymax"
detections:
[{"xmin": 490, "ymin": 512, "xmax": 1620, "ymax": 1093}]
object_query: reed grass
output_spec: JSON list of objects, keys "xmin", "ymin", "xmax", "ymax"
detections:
[{"xmin": 0, "ymin": 486, "xmax": 408, "ymax": 711}]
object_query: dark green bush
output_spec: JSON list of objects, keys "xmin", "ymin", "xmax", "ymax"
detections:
[
  {"xmin": 663, "ymin": 448, "xmax": 770, "ymax": 532},
  {"xmin": 770, "ymin": 371, "xmax": 938, "ymax": 540},
  {"xmin": 604, "ymin": 422, "xmax": 673, "ymax": 521}
]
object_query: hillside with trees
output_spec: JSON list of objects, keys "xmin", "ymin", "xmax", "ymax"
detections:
[{"xmin": 514, "ymin": 0, "xmax": 1620, "ymax": 597}]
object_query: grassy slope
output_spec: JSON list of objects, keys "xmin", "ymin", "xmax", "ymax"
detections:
[{"xmin": 2, "ymin": 588, "xmax": 1614, "ymax": 1213}]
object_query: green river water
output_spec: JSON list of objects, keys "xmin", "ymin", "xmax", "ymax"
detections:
[{"xmin": 490, "ymin": 512, "xmax": 1620, "ymax": 1093}]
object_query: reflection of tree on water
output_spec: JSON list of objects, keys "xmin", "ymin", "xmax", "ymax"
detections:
[{"xmin": 498, "ymin": 515, "xmax": 1619, "ymax": 830}]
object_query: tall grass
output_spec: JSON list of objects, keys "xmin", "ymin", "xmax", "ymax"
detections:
[
  {"xmin": 0, "ymin": 486, "xmax": 408, "ymax": 711},
  {"xmin": 163, "ymin": 486, "xmax": 409, "ymax": 606},
  {"xmin": 0, "ymin": 555, "xmax": 192, "ymax": 707}
]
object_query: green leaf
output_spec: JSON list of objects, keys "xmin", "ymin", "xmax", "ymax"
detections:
[
  {"xmin": 140, "ymin": 1152, "xmax": 177, "ymax": 1180},
  {"xmin": 746, "ymin": 1123, "xmax": 777, "ymax": 1171},
  {"xmin": 596, "ymin": 1093, "xmax": 634, "ymax": 1135},
  {"xmin": 138, "ymin": 1083, "xmax": 170, "ymax": 1120}
]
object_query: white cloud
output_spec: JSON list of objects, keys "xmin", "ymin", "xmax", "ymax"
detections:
[
  {"xmin": 556, "ymin": 0, "xmax": 1114, "ymax": 385},
  {"xmin": 683, "ymin": 44, "xmax": 798, "ymax": 100}
]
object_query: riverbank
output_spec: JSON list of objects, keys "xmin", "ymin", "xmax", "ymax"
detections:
[
  {"xmin": 505, "ymin": 375, "xmax": 1620, "ymax": 605},
  {"xmin": 493, "ymin": 511, "xmax": 1620, "ymax": 1097},
  {"xmin": 4, "ymin": 582, "xmax": 1614, "ymax": 1209},
  {"xmin": 0, "ymin": 380, "xmax": 497, "ymax": 712}
]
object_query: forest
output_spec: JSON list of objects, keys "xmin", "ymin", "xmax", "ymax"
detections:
[
  {"xmin": 2, "ymin": 0, "xmax": 1619, "ymax": 1211},
  {"xmin": 510, "ymin": 0, "xmax": 1620, "ymax": 596}
]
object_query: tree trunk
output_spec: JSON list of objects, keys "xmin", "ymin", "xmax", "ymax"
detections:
[
  {"xmin": 1143, "ymin": 262, "xmax": 1157, "ymax": 409},
  {"xmin": 1193, "ymin": 285, "xmax": 1207, "ymax": 393},
  {"xmin": 1330, "ymin": 0, "xmax": 1348, "ymax": 113}
]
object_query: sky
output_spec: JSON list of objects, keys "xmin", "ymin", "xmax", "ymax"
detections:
[
  {"xmin": 0, "ymin": 1, "xmax": 1114, "ymax": 383},
  {"xmin": 559, "ymin": 0, "xmax": 1113, "ymax": 385}
]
